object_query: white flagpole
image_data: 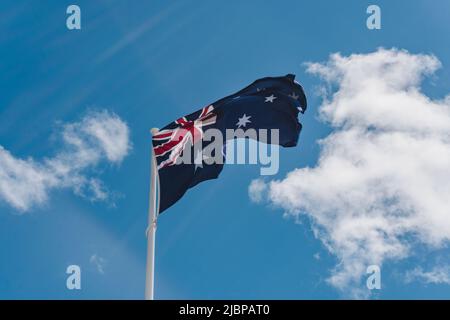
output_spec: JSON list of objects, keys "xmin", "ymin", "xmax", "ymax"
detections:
[{"xmin": 145, "ymin": 128, "xmax": 160, "ymax": 300}]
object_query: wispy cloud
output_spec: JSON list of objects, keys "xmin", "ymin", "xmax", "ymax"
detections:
[
  {"xmin": 250, "ymin": 48, "xmax": 450, "ymax": 297},
  {"xmin": 405, "ymin": 266, "xmax": 450, "ymax": 285},
  {"xmin": 89, "ymin": 253, "xmax": 106, "ymax": 274},
  {"xmin": 0, "ymin": 110, "xmax": 131, "ymax": 212},
  {"xmin": 95, "ymin": 3, "xmax": 182, "ymax": 64},
  {"xmin": 248, "ymin": 178, "xmax": 268, "ymax": 204},
  {"xmin": 90, "ymin": 254, "xmax": 107, "ymax": 275}
]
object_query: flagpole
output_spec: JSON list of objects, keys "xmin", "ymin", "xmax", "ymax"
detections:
[{"xmin": 145, "ymin": 128, "xmax": 160, "ymax": 300}]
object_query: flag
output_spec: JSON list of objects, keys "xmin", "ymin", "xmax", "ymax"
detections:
[{"xmin": 152, "ymin": 74, "xmax": 307, "ymax": 213}]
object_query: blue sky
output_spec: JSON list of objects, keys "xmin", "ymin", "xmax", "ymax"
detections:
[{"xmin": 1, "ymin": 0, "xmax": 450, "ymax": 299}]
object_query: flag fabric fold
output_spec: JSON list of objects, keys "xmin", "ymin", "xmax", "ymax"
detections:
[{"xmin": 152, "ymin": 74, "xmax": 307, "ymax": 213}]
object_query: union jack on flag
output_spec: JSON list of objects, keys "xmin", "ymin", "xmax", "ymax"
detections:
[{"xmin": 153, "ymin": 105, "xmax": 216, "ymax": 169}]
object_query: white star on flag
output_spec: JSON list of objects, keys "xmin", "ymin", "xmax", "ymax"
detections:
[
  {"xmin": 194, "ymin": 149, "xmax": 210, "ymax": 171},
  {"xmin": 289, "ymin": 92, "xmax": 299, "ymax": 100},
  {"xmin": 236, "ymin": 114, "xmax": 252, "ymax": 128},
  {"xmin": 265, "ymin": 94, "xmax": 277, "ymax": 103}
]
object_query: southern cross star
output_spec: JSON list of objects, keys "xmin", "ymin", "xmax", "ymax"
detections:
[
  {"xmin": 265, "ymin": 94, "xmax": 277, "ymax": 103},
  {"xmin": 289, "ymin": 92, "xmax": 299, "ymax": 100},
  {"xmin": 194, "ymin": 149, "xmax": 211, "ymax": 171},
  {"xmin": 236, "ymin": 114, "xmax": 252, "ymax": 128}
]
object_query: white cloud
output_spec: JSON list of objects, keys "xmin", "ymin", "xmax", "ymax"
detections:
[
  {"xmin": 90, "ymin": 254, "xmax": 107, "ymax": 274},
  {"xmin": 0, "ymin": 110, "xmax": 131, "ymax": 212},
  {"xmin": 248, "ymin": 178, "xmax": 267, "ymax": 203},
  {"xmin": 250, "ymin": 48, "xmax": 450, "ymax": 297},
  {"xmin": 86, "ymin": 179, "xmax": 109, "ymax": 202},
  {"xmin": 405, "ymin": 266, "xmax": 450, "ymax": 285}
]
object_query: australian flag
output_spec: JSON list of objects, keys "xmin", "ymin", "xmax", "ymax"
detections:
[{"xmin": 152, "ymin": 74, "xmax": 307, "ymax": 213}]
